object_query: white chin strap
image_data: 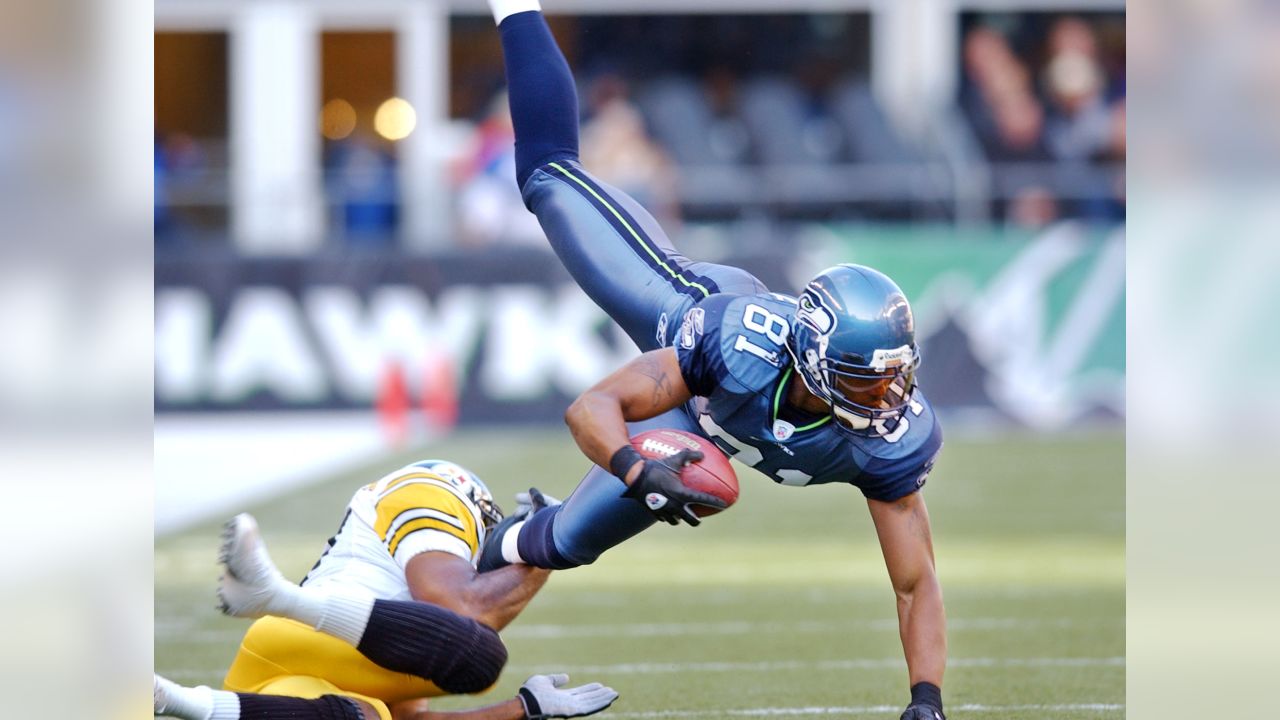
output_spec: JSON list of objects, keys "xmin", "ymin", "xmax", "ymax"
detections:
[{"xmin": 833, "ymin": 406, "xmax": 871, "ymax": 430}]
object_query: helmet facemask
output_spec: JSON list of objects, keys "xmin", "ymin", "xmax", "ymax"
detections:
[
  {"xmin": 472, "ymin": 493, "xmax": 504, "ymax": 535},
  {"xmin": 793, "ymin": 337, "xmax": 919, "ymax": 436}
]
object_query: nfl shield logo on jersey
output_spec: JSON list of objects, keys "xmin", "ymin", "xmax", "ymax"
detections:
[{"xmin": 772, "ymin": 420, "xmax": 795, "ymax": 441}]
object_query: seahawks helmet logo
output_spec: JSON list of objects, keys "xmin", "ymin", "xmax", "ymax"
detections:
[{"xmin": 796, "ymin": 291, "xmax": 835, "ymax": 335}]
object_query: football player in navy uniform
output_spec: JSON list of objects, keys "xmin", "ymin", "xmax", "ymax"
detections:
[{"xmin": 478, "ymin": 2, "xmax": 947, "ymax": 719}]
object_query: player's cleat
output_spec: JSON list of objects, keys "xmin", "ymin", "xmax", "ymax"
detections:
[
  {"xmin": 155, "ymin": 674, "xmax": 213, "ymax": 719},
  {"xmin": 153, "ymin": 674, "xmax": 170, "ymax": 715},
  {"xmin": 217, "ymin": 513, "xmax": 291, "ymax": 619}
]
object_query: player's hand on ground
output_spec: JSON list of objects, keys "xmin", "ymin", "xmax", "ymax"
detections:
[
  {"xmin": 621, "ymin": 448, "xmax": 727, "ymax": 526},
  {"xmin": 518, "ymin": 674, "xmax": 618, "ymax": 719},
  {"xmin": 900, "ymin": 704, "xmax": 946, "ymax": 720}
]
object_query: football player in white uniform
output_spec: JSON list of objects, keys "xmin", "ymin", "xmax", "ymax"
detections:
[{"xmin": 155, "ymin": 460, "xmax": 616, "ymax": 720}]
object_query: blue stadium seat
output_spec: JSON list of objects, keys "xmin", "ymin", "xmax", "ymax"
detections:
[{"xmin": 829, "ymin": 78, "xmax": 917, "ymax": 163}]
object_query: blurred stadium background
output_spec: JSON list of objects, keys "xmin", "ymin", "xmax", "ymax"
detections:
[{"xmin": 154, "ymin": 0, "xmax": 1124, "ymax": 716}]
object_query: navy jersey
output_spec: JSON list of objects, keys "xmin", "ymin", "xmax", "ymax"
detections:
[{"xmin": 675, "ymin": 293, "xmax": 943, "ymax": 502}]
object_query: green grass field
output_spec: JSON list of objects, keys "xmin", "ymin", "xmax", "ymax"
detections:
[{"xmin": 155, "ymin": 427, "xmax": 1124, "ymax": 718}]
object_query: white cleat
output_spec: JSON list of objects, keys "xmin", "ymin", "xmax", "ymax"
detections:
[
  {"xmin": 153, "ymin": 674, "xmax": 168, "ymax": 715},
  {"xmin": 154, "ymin": 674, "xmax": 188, "ymax": 717},
  {"xmin": 217, "ymin": 513, "xmax": 291, "ymax": 619}
]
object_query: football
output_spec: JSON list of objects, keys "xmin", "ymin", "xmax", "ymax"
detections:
[{"xmin": 630, "ymin": 428, "xmax": 739, "ymax": 517}]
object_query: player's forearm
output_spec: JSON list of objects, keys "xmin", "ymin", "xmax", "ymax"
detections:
[
  {"xmin": 566, "ymin": 350, "xmax": 693, "ymax": 483},
  {"xmin": 461, "ymin": 563, "xmax": 552, "ymax": 630},
  {"xmin": 566, "ymin": 391, "xmax": 640, "ymax": 482},
  {"xmin": 895, "ymin": 571, "xmax": 947, "ymax": 686}
]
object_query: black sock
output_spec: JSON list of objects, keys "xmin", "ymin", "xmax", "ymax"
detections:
[
  {"xmin": 498, "ymin": 10, "xmax": 580, "ymax": 189},
  {"xmin": 356, "ymin": 599, "xmax": 508, "ymax": 693},
  {"xmin": 236, "ymin": 693, "xmax": 364, "ymax": 720},
  {"xmin": 516, "ymin": 505, "xmax": 580, "ymax": 570}
]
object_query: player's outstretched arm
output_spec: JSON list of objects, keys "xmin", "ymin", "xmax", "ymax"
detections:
[
  {"xmin": 392, "ymin": 674, "xmax": 619, "ymax": 720},
  {"xmin": 867, "ymin": 492, "xmax": 948, "ymax": 720},
  {"xmin": 565, "ymin": 348, "xmax": 726, "ymax": 525},
  {"xmin": 406, "ymin": 550, "xmax": 550, "ymax": 631}
]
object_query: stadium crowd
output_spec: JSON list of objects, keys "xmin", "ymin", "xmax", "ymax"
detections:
[{"xmin": 154, "ymin": 12, "xmax": 1124, "ymax": 248}]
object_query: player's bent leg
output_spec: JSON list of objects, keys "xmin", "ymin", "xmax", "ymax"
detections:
[
  {"xmin": 219, "ymin": 513, "xmax": 379, "ymax": 649},
  {"xmin": 356, "ymin": 599, "xmax": 508, "ymax": 694},
  {"xmin": 238, "ymin": 692, "xmax": 369, "ymax": 720},
  {"xmin": 513, "ymin": 409, "xmax": 700, "ymax": 569},
  {"xmin": 226, "ymin": 616, "xmax": 456, "ymax": 705},
  {"xmin": 155, "ymin": 673, "xmax": 376, "ymax": 720},
  {"xmin": 493, "ymin": 7, "xmax": 756, "ymax": 351},
  {"xmin": 514, "ymin": 464, "xmax": 654, "ymax": 569},
  {"xmin": 522, "ymin": 161, "xmax": 731, "ymax": 351},
  {"xmin": 228, "ymin": 598, "xmax": 508, "ymax": 696},
  {"xmin": 256, "ymin": 676, "xmax": 390, "ymax": 720}
]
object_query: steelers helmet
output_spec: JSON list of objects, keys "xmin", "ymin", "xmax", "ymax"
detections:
[{"xmin": 409, "ymin": 459, "xmax": 504, "ymax": 532}]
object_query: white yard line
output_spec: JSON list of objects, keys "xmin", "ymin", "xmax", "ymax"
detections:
[
  {"xmin": 604, "ymin": 704, "xmax": 1123, "ymax": 718},
  {"xmin": 503, "ymin": 617, "xmax": 1092, "ymax": 639},
  {"xmin": 156, "ymin": 617, "xmax": 1111, "ymax": 645},
  {"xmin": 507, "ymin": 657, "xmax": 1125, "ymax": 674}
]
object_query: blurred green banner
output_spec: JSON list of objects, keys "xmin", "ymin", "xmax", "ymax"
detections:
[{"xmin": 801, "ymin": 222, "xmax": 1125, "ymax": 428}]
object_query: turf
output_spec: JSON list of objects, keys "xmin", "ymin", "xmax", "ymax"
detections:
[{"xmin": 155, "ymin": 427, "xmax": 1124, "ymax": 718}]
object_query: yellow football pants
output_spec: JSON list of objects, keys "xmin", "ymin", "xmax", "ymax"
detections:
[{"xmin": 223, "ymin": 616, "xmax": 448, "ymax": 720}]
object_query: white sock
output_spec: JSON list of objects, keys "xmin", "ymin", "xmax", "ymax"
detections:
[
  {"xmin": 208, "ymin": 691, "xmax": 241, "ymax": 720},
  {"xmin": 156, "ymin": 678, "xmax": 240, "ymax": 720},
  {"xmin": 254, "ymin": 580, "xmax": 374, "ymax": 647},
  {"xmin": 489, "ymin": 0, "xmax": 541, "ymax": 25},
  {"xmin": 312, "ymin": 586, "xmax": 377, "ymax": 646},
  {"xmin": 501, "ymin": 519, "xmax": 528, "ymax": 564}
]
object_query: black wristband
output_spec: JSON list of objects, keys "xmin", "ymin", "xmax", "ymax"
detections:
[
  {"xmin": 910, "ymin": 682, "xmax": 943, "ymax": 712},
  {"xmin": 517, "ymin": 686, "xmax": 544, "ymax": 719},
  {"xmin": 609, "ymin": 445, "xmax": 644, "ymax": 480}
]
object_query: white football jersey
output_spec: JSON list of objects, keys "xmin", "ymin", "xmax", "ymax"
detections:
[{"xmin": 301, "ymin": 465, "xmax": 485, "ymax": 601}]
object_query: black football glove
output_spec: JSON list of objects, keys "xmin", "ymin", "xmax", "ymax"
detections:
[
  {"xmin": 619, "ymin": 448, "xmax": 727, "ymax": 526},
  {"xmin": 900, "ymin": 704, "xmax": 946, "ymax": 720},
  {"xmin": 902, "ymin": 681, "xmax": 944, "ymax": 719}
]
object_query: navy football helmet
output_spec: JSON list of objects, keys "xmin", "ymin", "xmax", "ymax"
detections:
[
  {"xmin": 410, "ymin": 459, "xmax": 504, "ymax": 533},
  {"xmin": 787, "ymin": 264, "xmax": 920, "ymax": 436}
]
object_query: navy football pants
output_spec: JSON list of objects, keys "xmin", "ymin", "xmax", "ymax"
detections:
[
  {"xmin": 498, "ymin": 10, "xmax": 764, "ymax": 567},
  {"xmin": 519, "ymin": 161, "xmax": 765, "ymax": 566}
]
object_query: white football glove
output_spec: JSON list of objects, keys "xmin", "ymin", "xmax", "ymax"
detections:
[{"xmin": 517, "ymin": 674, "xmax": 618, "ymax": 719}]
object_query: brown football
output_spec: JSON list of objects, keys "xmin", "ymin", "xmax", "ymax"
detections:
[{"xmin": 630, "ymin": 428, "xmax": 739, "ymax": 517}]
